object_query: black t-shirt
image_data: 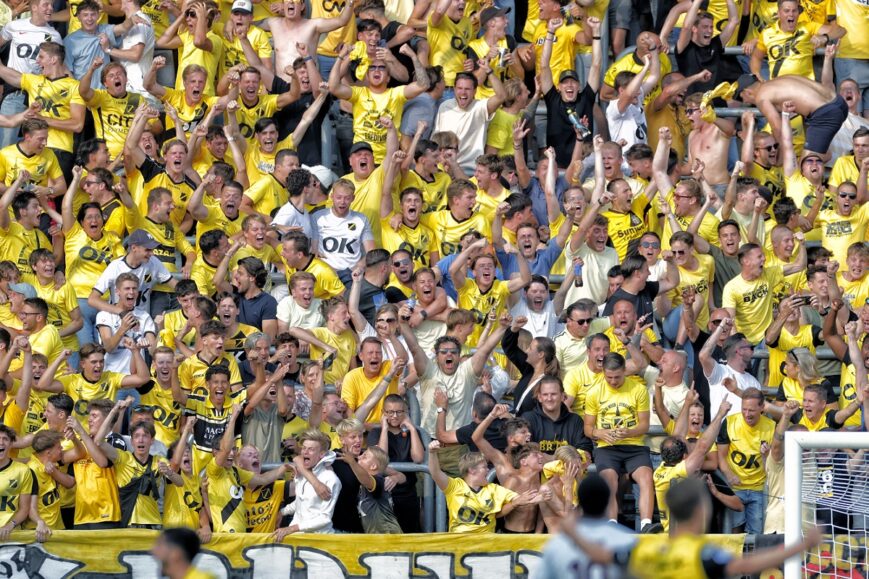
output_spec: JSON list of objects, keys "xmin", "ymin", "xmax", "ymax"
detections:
[
  {"xmin": 331, "ymin": 458, "xmax": 364, "ymax": 532},
  {"xmin": 544, "ymin": 83, "xmax": 595, "ymax": 168},
  {"xmin": 675, "ymin": 36, "xmax": 725, "ymax": 94},
  {"xmin": 603, "ymin": 282, "xmax": 660, "ymax": 321},
  {"xmin": 366, "ymin": 427, "xmax": 417, "ymax": 498},
  {"xmin": 691, "ymin": 330, "xmax": 726, "ymax": 424},
  {"xmin": 454, "ymin": 418, "xmax": 508, "ymax": 453},
  {"xmin": 236, "ymin": 289, "xmax": 278, "ymax": 330},
  {"xmin": 271, "ymin": 77, "xmax": 332, "ymax": 167},
  {"xmin": 348, "ymin": 279, "xmax": 387, "ymax": 328}
]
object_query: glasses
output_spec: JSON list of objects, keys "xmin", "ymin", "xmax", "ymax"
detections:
[
  {"xmin": 384, "ymin": 410, "xmax": 406, "ymax": 416},
  {"xmin": 437, "ymin": 349, "xmax": 460, "ymax": 355},
  {"xmin": 19, "ymin": 311, "xmax": 39, "ymax": 317},
  {"xmin": 185, "ymin": 10, "xmax": 195, "ymax": 17},
  {"xmin": 640, "ymin": 241, "xmax": 660, "ymax": 249},
  {"xmin": 672, "ymin": 249, "xmax": 687, "ymax": 256},
  {"xmin": 571, "ymin": 317, "xmax": 592, "ymax": 325},
  {"xmin": 369, "ymin": 65, "xmax": 387, "ymax": 71},
  {"xmin": 709, "ymin": 319, "xmax": 724, "ymax": 326},
  {"xmin": 377, "ymin": 317, "xmax": 397, "ymax": 323},
  {"xmin": 840, "ymin": 192, "xmax": 858, "ymax": 200},
  {"xmin": 392, "ymin": 259, "xmax": 411, "ymax": 267},
  {"xmin": 685, "ymin": 108, "xmax": 699, "ymax": 115},
  {"xmin": 82, "ymin": 180, "xmax": 99, "ymax": 186},
  {"xmin": 674, "ymin": 194, "xmax": 694, "ymax": 200},
  {"xmin": 756, "ymin": 144, "xmax": 779, "ymax": 152}
]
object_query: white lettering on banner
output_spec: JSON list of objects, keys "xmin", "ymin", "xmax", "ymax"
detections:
[{"xmin": 0, "ymin": 542, "xmax": 542, "ymax": 578}]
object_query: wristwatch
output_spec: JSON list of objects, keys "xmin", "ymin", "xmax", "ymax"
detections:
[{"xmin": 436, "ymin": 407, "xmax": 445, "ymax": 414}]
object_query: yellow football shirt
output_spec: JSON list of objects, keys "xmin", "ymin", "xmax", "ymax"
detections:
[
  {"xmin": 584, "ymin": 375, "xmax": 650, "ymax": 447},
  {"xmin": 20, "ymin": 74, "xmax": 84, "ymax": 153},
  {"xmin": 444, "ymin": 476, "xmax": 516, "ymax": 533}
]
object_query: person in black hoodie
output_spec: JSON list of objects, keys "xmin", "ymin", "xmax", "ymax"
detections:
[{"xmin": 521, "ymin": 376, "xmax": 593, "ymax": 457}]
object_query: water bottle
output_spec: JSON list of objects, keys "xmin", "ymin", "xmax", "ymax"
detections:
[
  {"xmin": 574, "ymin": 262, "xmax": 584, "ymax": 287},
  {"xmin": 403, "ymin": 297, "xmax": 416, "ymax": 321}
]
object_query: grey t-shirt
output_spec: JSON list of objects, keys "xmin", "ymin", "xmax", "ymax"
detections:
[{"xmin": 358, "ymin": 474, "xmax": 402, "ymax": 534}]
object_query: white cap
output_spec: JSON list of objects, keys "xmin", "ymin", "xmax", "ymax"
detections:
[
  {"xmin": 303, "ymin": 164, "xmax": 337, "ymax": 190},
  {"xmin": 231, "ymin": 0, "xmax": 253, "ymax": 13}
]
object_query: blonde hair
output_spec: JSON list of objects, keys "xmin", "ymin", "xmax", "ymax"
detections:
[
  {"xmin": 458, "ymin": 451, "xmax": 487, "ymax": 477},
  {"xmin": 365, "ymin": 446, "xmax": 389, "ymax": 473},
  {"xmin": 336, "ymin": 417, "xmax": 364, "ymax": 437}
]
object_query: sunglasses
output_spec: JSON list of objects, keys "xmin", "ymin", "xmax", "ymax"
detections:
[
  {"xmin": 369, "ymin": 65, "xmax": 387, "ymax": 71},
  {"xmin": 756, "ymin": 144, "xmax": 779, "ymax": 152},
  {"xmin": 672, "ymin": 249, "xmax": 687, "ymax": 256},
  {"xmin": 377, "ymin": 317, "xmax": 397, "ymax": 323},
  {"xmin": 685, "ymin": 108, "xmax": 699, "ymax": 115},
  {"xmin": 82, "ymin": 180, "xmax": 100, "ymax": 186},
  {"xmin": 710, "ymin": 319, "xmax": 724, "ymax": 326},
  {"xmin": 437, "ymin": 349, "xmax": 460, "ymax": 355},
  {"xmin": 393, "ymin": 259, "xmax": 411, "ymax": 267},
  {"xmin": 640, "ymin": 241, "xmax": 660, "ymax": 249},
  {"xmin": 185, "ymin": 10, "xmax": 196, "ymax": 17},
  {"xmin": 840, "ymin": 192, "xmax": 857, "ymax": 200},
  {"xmin": 571, "ymin": 317, "xmax": 592, "ymax": 325}
]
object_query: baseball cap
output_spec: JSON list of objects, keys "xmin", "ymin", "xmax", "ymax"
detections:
[
  {"xmin": 231, "ymin": 0, "xmax": 253, "ymax": 13},
  {"xmin": 303, "ymin": 164, "xmax": 337, "ymax": 190},
  {"xmin": 559, "ymin": 69, "xmax": 580, "ymax": 83},
  {"xmin": 126, "ymin": 229, "xmax": 159, "ymax": 249},
  {"xmin": 349, "ymin": 142, "xmax": 373, "ymax": 155},
  {"xmin": 8, "ymin": 283, "xmax": 36, "ymax": 299},
  {"xmin": 733, "ymin": 73, "xmax": 758, "ymax": 101},
  {"xmin": 479, "ymin": 6, "xmax": 510, "ymax": 30}
]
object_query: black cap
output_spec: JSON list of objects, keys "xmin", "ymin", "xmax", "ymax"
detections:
[
  {"xmin": 126, "ymin": 229, "xmax": 159, "ymax": 249},
  {"xmin": 479, "ymin": 5, "xmax": 510, "ymax": 29},
  {"xmin": 734, "ymin": 73, "xmax": 758, "ymax": 101},
  {"xmin": 559, "ymin": 69, "xmax": 580, "ymax": 83},
  {"xmin": 349, "ymin": 142, "xmax": 373, "ymax": 155}
]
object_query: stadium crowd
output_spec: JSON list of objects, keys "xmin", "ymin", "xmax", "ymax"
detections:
[{"xmin": 0, "ymin": 0, "xmax": 864, "ymax": 560}]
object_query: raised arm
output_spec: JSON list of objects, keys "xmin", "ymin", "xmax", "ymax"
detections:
[
  {"xmin": 652, "ymin": 127, "xmax": 675, "ymax": 193},
  {"xmin": 471, "ymin": 312, "xmax": 511, "ymax": 377},
  {"xmin": 700, "ymin": 317, "xmax": 730, "ymax": 377},
  {"xmin": 616, "ymin": 55, "xmax": 651, "ymax": 114},
  {"xmin": 355, "ymin": 360, "xmax": 405, "ymax": 423},
  {"xmin": 677, "ymin": 0, "xmax": 704, "ymax": 53},
  {"xmin": 470, "ymin": 404, "xmax": 512, "ymax": 471},
  {"xmin": 685, "ymin": 400, "xmax": 730, "ymax": 473},
  {"xmin": 427, "ymin": 440, "xmax": 450, "ymax": 490}
]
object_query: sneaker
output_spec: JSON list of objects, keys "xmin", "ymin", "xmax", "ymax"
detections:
[{"xmin": 641, "ymin": 522, "xmax": 664, "ymax": 534}]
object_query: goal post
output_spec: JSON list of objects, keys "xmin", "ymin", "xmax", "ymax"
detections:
[{"xmin": 784, "ymin": 430, "xmax": 869, "ymax": 579}]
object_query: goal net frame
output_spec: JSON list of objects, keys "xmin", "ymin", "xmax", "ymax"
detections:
[{"xmin": 784, "ymin": 430, "xmax": 869, "ymax": 578}]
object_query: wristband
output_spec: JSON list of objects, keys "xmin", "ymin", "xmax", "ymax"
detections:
[{"xmin": 303, "ymin": 56, "xmax": 313, "ymax": 62}]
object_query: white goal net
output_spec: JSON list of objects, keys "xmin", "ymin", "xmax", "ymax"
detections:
[{"xmin": 785, "ymin": 431, "xmax": 869, "ymax": 578}]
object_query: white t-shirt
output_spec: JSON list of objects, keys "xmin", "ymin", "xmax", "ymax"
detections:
[
  {"xmin": 93, "ymin": 256, "xmax": 173, "ymax": 313},
  {"xmin": 563, "ymin": 242, "xmax": 620, "ymax": 305},
  {"xmin": 358, "ymin": 323, "xmax": 409, "ymax": 360},
  {"xmin": 272, "ymin": 200, "xmax": 314, "ymax": 239},
  {"xmin": 706, "ymin": 361, "xmax": 761, "ymax": 418},
  {"xmin": 276, "ymin": 295, "xmax": 324, "ymax": 329},
  {"xmin": 418, "ymin": 358, "xmax": 478, "ymax": 436},
  {"xmin": 433, "ymin": 97, "xmax": 493, "ymax": 174},
  {"xmin": 119, "ymin": 14, "xmax": 155, "ymax": 97},
  {"xmin": 94, "ymin": 307, "xmax": 156, "ymax": 373},
  {"xmin": 606, "ymin": 96, "xmax": 648, "ymax": 152},
  {"xmin": 1, "ymin": 19, "xmax": 62, "ymax": 74},
  {"xmin": 311, "ymin": 209, "xmax": 373, "ymax": 272},
  {"xmin": 510, "ymin": 300, "xmax": 562, "ymax": 339}
]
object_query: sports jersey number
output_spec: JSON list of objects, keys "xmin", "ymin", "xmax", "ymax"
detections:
[
  {"xmin": 730, "ymin": 450, "xmax": 761, "ymax": 469},
  {"xmin": 456, "ymin": 506, "xmax": 490, "ymax": 526}
]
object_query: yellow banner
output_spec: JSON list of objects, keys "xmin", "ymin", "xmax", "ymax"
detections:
[{"xmin": 0, "ymin": 530, "xmax": 749, "ymax": 578}]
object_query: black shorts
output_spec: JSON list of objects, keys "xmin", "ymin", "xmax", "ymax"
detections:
[
  {"xmin": 594, "ymin": 445, "xmax": 652, "ymax": 475},
  {"xmin": 805, "ymin": 95, "xmax": 849, "ymax": 155}
]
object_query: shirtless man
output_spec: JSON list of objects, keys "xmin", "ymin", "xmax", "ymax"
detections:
[
  {"xmin": 685, "ymin": 91, "xmax": 735, "ymax": 190},
  {"xmin": 734, "ymin": 74, "xmax": 848, "ymax": 160},
  {"xmin": 471, "ymin": 404, "xmax": 563, "ymax": 532},
  {"xmin": 265, "ymin": 0, "xmax": 354, "ymax": 81}
]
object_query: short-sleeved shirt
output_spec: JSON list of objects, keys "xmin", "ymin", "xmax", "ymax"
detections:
[
  {"xmin": 717, "ymin": 413, "xmax": 775, "ymax": 491},
  {"xmin": 584, "ymin": 376, "xmax": 650, "ymax": 447},
  {"xmin": 444, "ymin": 477, "xmax": 516, "ymax": 533},
  {"xmin": 236, "ymin": 290, "xmax": 278, "ymax": 331},
  {"xmin": 418, "ymin": 358, "xmax": 478, "ymax": 436},
  {"xmin": 359, "ymin": 474, "xmax": 402, "ymax": 533}
]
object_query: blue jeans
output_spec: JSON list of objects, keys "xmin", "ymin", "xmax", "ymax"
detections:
[
  {"xmin": 732, "ymin": 489, "xmax": 765, "ymax": 534},
  {"xmin": 0, "ymin": 91, "xmax": 25, "ymax": 148},
  {"xmin": 76, "ymin": 298, "xmax": 99, "ymax": 350},
  {"xmin": 663, "ymin": 305, "xmax": 694, "ymax": 367},
  {"xmin": 154, "ymin": 49, "xmax": 176, "ymax": 89},
  {"xmin": 318, "ymin": 55, "xmax": 337, "ymax": 80}
]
